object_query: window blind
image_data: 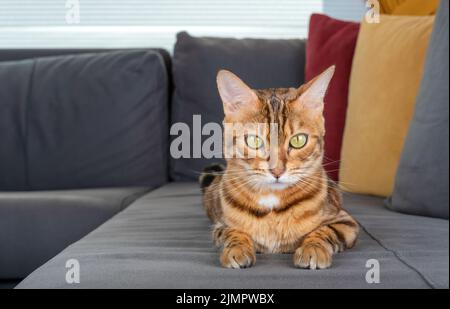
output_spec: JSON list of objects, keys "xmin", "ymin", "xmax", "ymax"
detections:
[
  {"xmin": 0, "ymin": 0, "xmax": 365, "ymax": 51},
  {"xmin": 323, "ymin": 0, "xmax": 367, "ymax": 21}
]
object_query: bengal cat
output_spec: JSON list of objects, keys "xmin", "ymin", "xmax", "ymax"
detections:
[{"xmin": 200, "ymin": 66, "xmax": 359, "ymax": 269}]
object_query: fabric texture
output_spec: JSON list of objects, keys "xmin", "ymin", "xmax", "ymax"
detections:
[
  {"xmin": 0, "ymin": 48, "xmax": 172, "ymax": 71},
  {"xmin": 387, "ymin": 0, "xmax": 449, "ymax": 219},
  {"xmin": 170, "ymin": 32, "xmax": 306, "ymax": 181},
  {"xmin": 305, "ymin": 14, "xmax": 360, "ymax": 181},
  {"xmin": 339, "ymin": 14, "xmax": 434, "ymax": 197},
  {"xmin": 379, "ymin": 0, "xmax": 439, "ymax": 15},
  {"xmin": 16, "ymin": 183, "xmax": 449, "ymax": 289},
  {"xmin": 0, "ymin": 60, "xmax": 33, "ymax": 191},
  {"xmin": 0, "ymin": 50, "xmax": 169, "ymax": 191},
  {"xmin": 0, "ymin": 187, "xmax": 149, "ymax": 279}
]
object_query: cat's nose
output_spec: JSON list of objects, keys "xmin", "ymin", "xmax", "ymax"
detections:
[{"xmin": 270, "ymin": 167, "xmax": 285, "ymax": 179}]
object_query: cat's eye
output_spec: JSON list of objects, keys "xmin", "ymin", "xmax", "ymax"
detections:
[
  {"xmin": 289, "ymin": 134, "xmax": 308, "ymax": 149},
  {"xmin": 245, "ymin": 135, "xmax": 264, "ymax": 150}
]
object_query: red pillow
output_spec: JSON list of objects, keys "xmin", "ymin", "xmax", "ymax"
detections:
[{"xmin": 306, "ymin": 14, "xmax": 360, "ymax": 181}]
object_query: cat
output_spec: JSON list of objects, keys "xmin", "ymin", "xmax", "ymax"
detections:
[{"xmin": 200, "ymin": 66, "xmax": 359, "ymax": 269}]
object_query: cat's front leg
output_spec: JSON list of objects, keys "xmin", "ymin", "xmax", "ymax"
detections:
[
  {"xmin": 293, "ymin": 215, "xmax": 359, "ymax": 270},
  {"xmin": 213, "ymin": 223, "xmax": 256, "ymax": 269}
]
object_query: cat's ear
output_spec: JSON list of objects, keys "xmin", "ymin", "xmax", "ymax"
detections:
[
  {"xmin": 217, "ymin": 70, "xmax": 259, "ymax": 116},
  {"xmin": 296, "ymin": 65, "xmax": 335, "ymax": 113}
]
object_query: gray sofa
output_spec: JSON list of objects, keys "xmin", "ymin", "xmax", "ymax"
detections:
[
  {"xmin": 0, "ymin": 49, "xmax": 170, "ymax": 280},
  {"xmin": 15, "ymin": 183, "xmax": 449, "ymax": 289},
  {"xmin": 0, "ymin": 33, "xmax": 448, "ymax": 288}
]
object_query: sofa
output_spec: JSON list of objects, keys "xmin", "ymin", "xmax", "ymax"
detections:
[{"xmin": 0, "ymin": 32, "xmax": 448, "ymax": 288}]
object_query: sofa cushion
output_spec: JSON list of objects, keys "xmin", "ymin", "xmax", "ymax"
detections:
[
  {"xmin": 170, "ymin": 32, "xmax": 306, "ymax": 181},
  {"xmin": 0, "ymin": 187, "xmax": 149, "ymax": 279},
  {"xmin": 0, "ymin": 60, "xmax": 32, "ymax": 191},
  {"xmin": 305, "ymin": 14, "xmax": 360, "ymax": 181},
  {"xmin": 16, "ymin": 183, "xmax": 449, "ymax": 289},
  {"xmin": 0, "ymin": 50, "xmax": 169, "ymax": 191},
  {"xmin": 340, "ymin": 14, "xmax": 434, "ymax": 197},
  {"xmin": 386, "ymin": 0, "xmax": 449, "ymax": 220}
]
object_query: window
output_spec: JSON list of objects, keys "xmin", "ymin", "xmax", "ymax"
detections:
[{"xmin": 0, "ymin": 0, "xmax": 365, "ymax": 51}]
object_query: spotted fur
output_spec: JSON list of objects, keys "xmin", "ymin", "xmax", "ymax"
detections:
[{"xmin": 202, "ymin": 67, "xmax": 359, "ymax": 269}]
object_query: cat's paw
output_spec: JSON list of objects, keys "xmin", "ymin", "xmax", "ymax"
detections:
[
  {"xmin": 220, "ymin": 246, "xmax": 256, "ymax": 269},
  {"xmin": 293, "ymin": 243, "xmax": 332, "ymax": 270}
]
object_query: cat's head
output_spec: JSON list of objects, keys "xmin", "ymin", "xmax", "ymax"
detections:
[{"xmin": 217, "ymin": 66, "xmax": 335, "ymax": 191}]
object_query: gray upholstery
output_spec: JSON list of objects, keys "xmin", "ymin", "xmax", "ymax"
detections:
[
  {"xmin": 170, "ymin": 32, "xmax": 307, "ymax": 181},
  {"xmin": 0, "ymin": 50, "xmax": 169, "ymax": 191},
  {"xmin": 0, "ymin": 187, "xmax": 149, "ymax": 279},
  {"xmin": 0, "ymin": 280, "xmax": 20, "ymax": 289},
  {"xmin": 0, "ymin": 59, "xmax": 33, "ymax": 190},
  {"xmin": 387, "ymin": 0, "xmax": 449, "ymax": 219},
  {"xmin": 17, "ymin": 183, "xmax": 449, "ymax": 289},
  {"xmin": 0, "ymin": 48, "xmax": 172, "ymax": 73}
]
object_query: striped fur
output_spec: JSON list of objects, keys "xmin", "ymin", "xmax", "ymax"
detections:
[{"xmin": 202, "ymin": 68, "xmax": 359, "ymax": 269}]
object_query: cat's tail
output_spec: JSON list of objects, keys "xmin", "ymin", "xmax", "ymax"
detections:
[{"xmin": 199, "ymin": 163, "xmax": 225, "ymax": 192}]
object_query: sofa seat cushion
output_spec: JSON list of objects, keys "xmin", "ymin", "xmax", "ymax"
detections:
[
  {"xmin": 0, "ymin": 187, "xmax": 149, "ymax": 279},
  {"xmin": 16, "ymin": 183, "xmax": 449, "ymax": 289}
]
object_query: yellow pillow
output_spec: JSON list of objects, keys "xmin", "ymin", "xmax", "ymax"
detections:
[
  {"xmin": 379, "ymin": 0, "xmax": 439, "ymax": 15},
  {"xmin": 339, "ymin": 15, "xmax": 434, "ymax": 197}
]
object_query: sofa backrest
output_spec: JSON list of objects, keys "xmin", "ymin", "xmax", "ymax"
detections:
[
  {"xmin": 0, "ymin": 48, "xmax": 172, "ymax": 73},
  {"xmin": 0, "ymin": 37, "xmax": 307, "ymax": 189},
  {"xmin": 170, "ymin": 32, "xmax": 307, "ymax": 181},
  {"xmin": 0, "ymin": 49, "xmax": 170, "ymax": 191}
]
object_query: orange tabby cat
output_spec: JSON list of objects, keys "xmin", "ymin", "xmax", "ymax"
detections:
[{"xmin": 200, "ymin": 66, "xmax": 359, "ymax": 269}]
